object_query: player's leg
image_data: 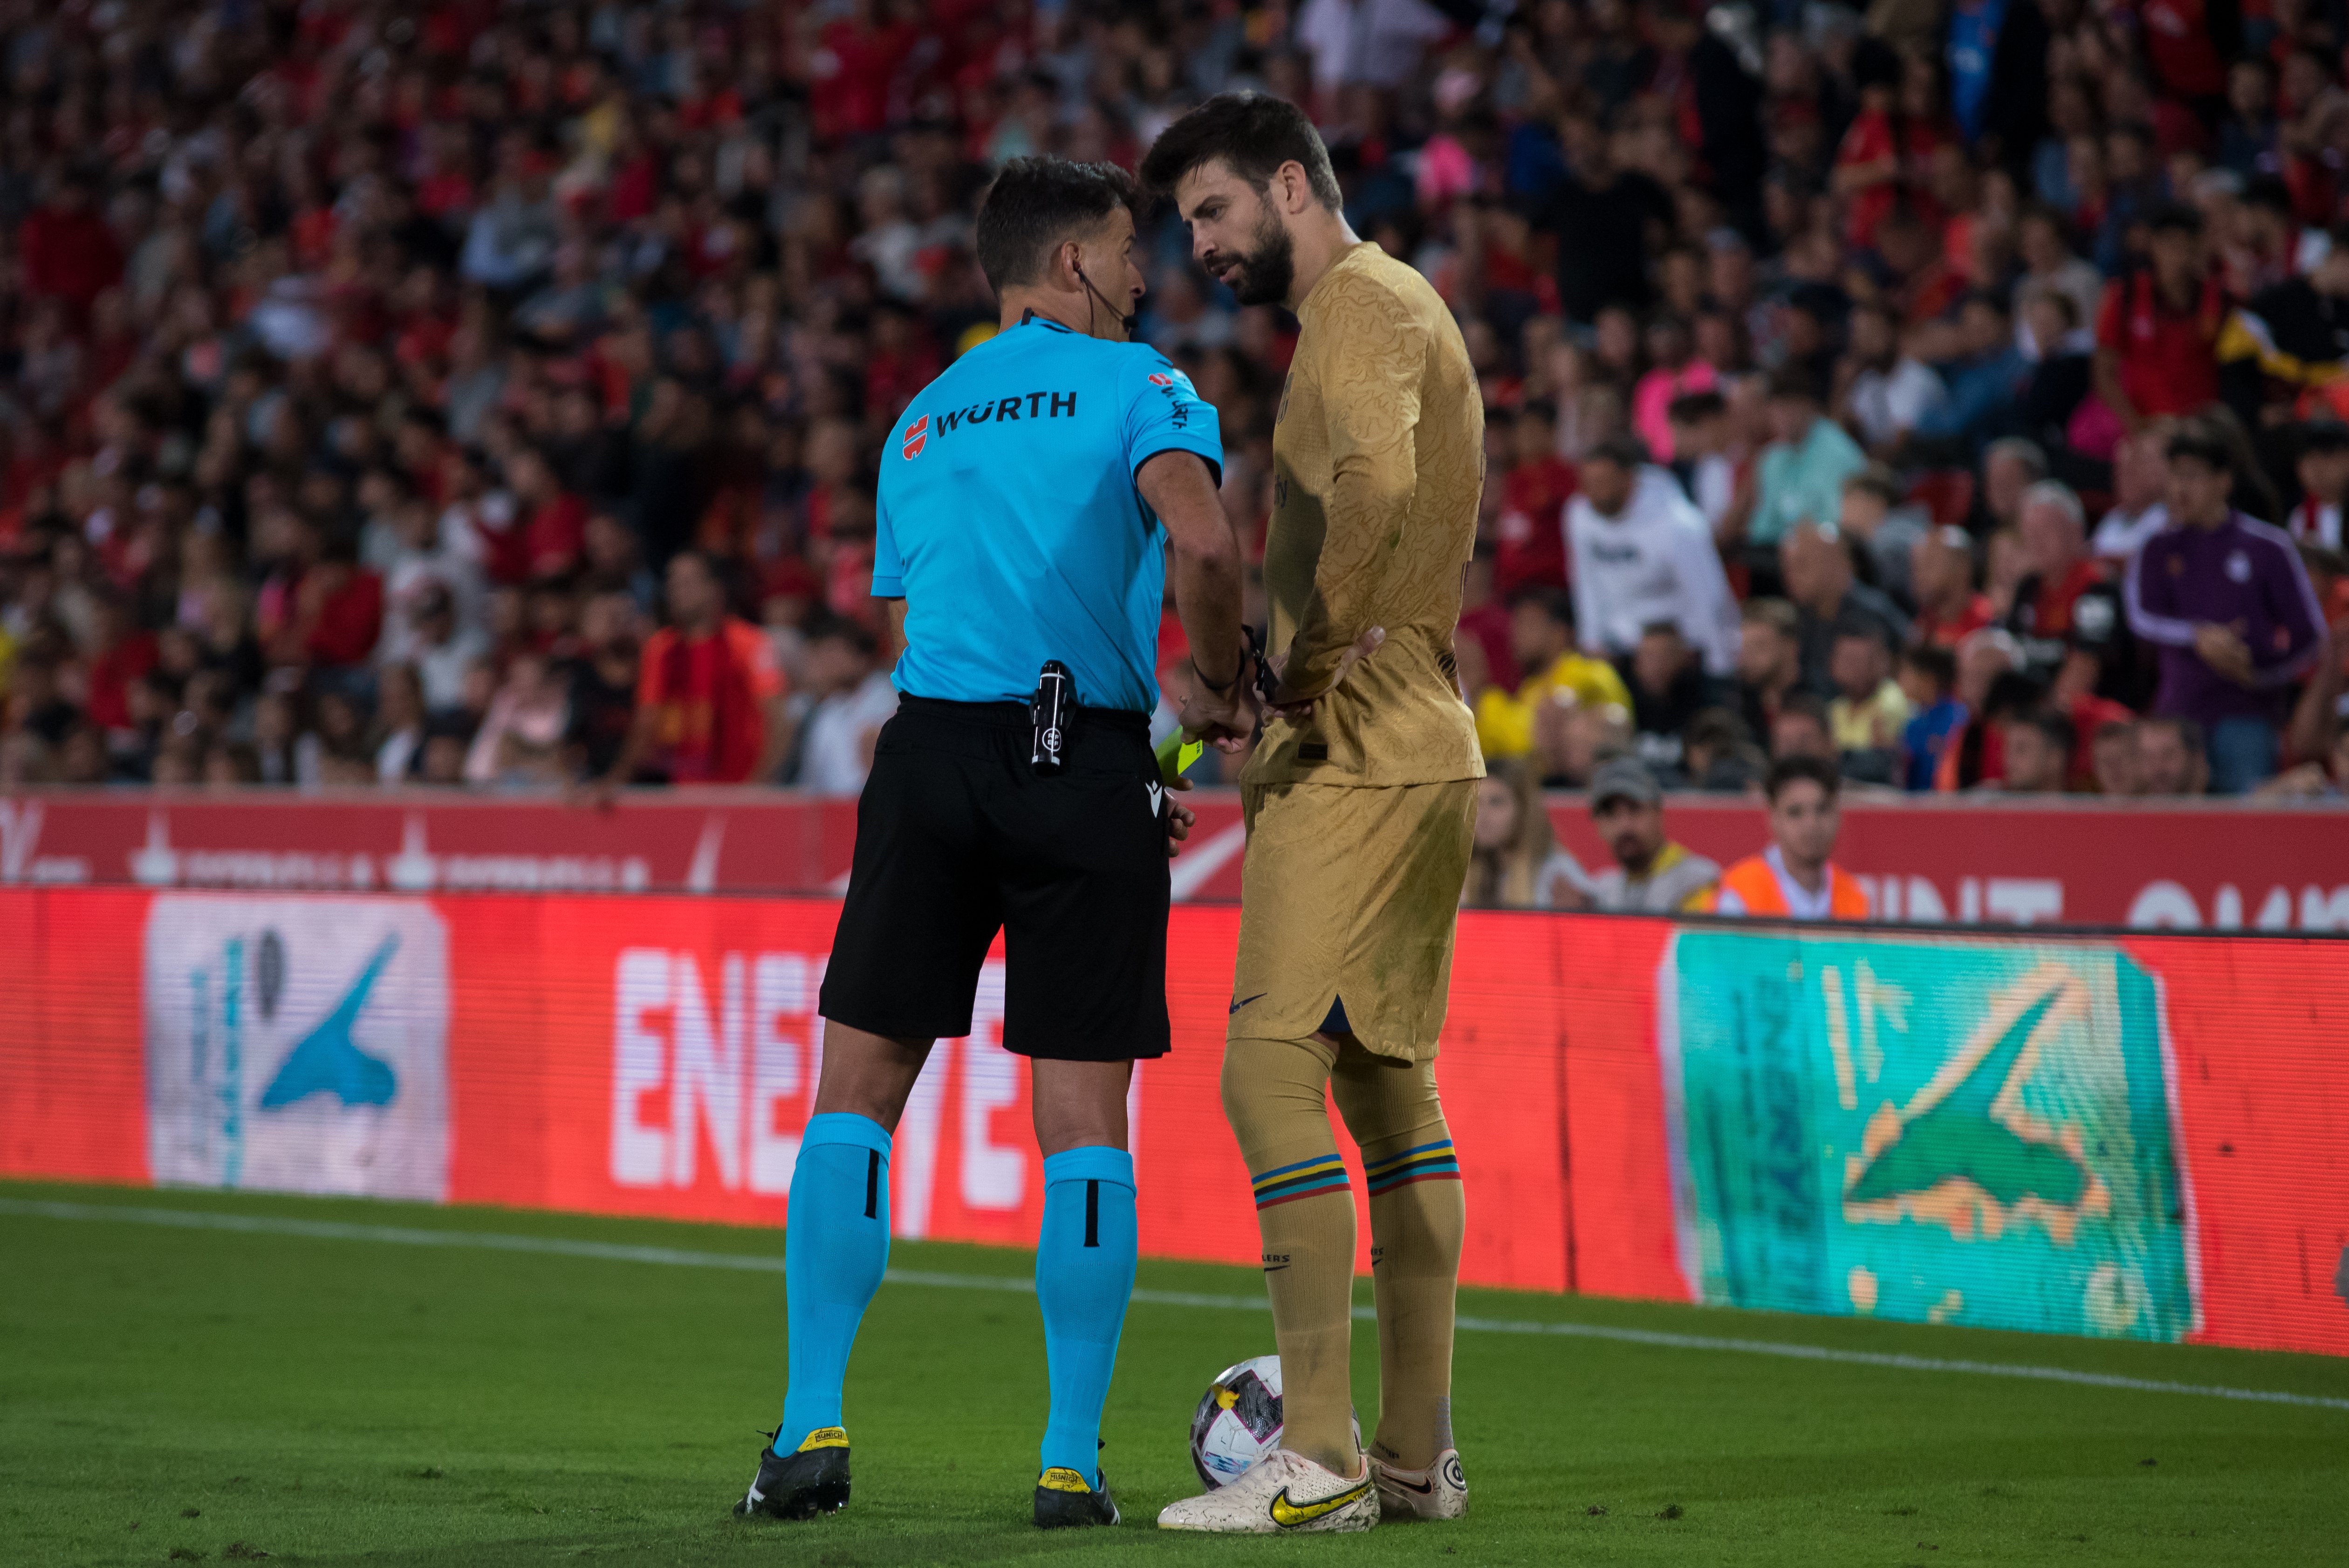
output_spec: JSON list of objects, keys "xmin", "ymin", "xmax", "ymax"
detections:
[
  {"xmin": 1226, "ymin": 1031, "xmax": 1358, "ymax": 1472},
  {"xmin": 1330, "ymin": 1044, "xmax": 1467, "ymax": 1519},
  {"xmin": 739, "ymin": 703, "xmax": 1000, "ymax": 1520},
  {"xmin": 1156, "ymin": 1028, "xmax": 1378, "ymax": 1533},
  {"xmin": 1027, "ymin": 1060, "xmax": 1137, "ymax": 1527}
]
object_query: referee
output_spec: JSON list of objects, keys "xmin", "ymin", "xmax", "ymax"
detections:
[{"xmin": 734, "ymin": 157, "xmax": 1254, "ymax": 1531}]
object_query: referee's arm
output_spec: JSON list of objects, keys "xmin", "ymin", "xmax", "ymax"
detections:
[{"xmin": 1138, "ymin": 450, "xmax": 1252, "ymax": 742}]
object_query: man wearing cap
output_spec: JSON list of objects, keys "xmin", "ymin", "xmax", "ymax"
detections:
[{"xmin": 1584, "ymin": 758, "xmax": 1720, "ymax": 914}]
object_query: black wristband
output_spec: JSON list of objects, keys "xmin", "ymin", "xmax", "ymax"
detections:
[{"xmin": 1192, "ymin": 655, "xmax": 1243, "ymax": 695}]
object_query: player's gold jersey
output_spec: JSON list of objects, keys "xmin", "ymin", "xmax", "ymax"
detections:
[{"xmin": 1245, "ymin": 241, "xmax": 1486, "ymax": 789}]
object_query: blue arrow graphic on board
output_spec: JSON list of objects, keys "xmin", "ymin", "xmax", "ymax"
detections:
[{"xmin": 259, "ymin": 934, "xmax": 400, "ymax": 1109}]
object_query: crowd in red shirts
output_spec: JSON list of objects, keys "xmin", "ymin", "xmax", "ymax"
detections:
[{"xmin": 5, "ymin": 0, "xmax": 2349, "ymax": 805}]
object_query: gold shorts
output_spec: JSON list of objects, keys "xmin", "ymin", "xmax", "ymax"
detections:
[{"xmin": 1226, "ymin": 778, "xmax": 1476, "ymax": 1062}]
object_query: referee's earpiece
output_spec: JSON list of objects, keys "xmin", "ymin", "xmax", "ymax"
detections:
[{"xmin": 1073, "ymin": 253, "xmax": 1137, "ymax": 342}]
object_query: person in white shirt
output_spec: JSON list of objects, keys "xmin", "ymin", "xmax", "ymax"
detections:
[
  {"xmin": 1840, "ymin": 301, "xmax": 1948, "ymax": 455},
  {"xmin": 1568, "ymin": 434, "xmax": 1741, "ymax": 678},
  {"xmin": 1665, "ymin": 388, "xmax": 1739, "ymax": 536},
  {"xmin": 2287, "ymin": 421, "xmax": 2349, "ymax": 548},
  {"xmin": 795, "ymin": 618, "xmax": 900, "ymax": 797},
  {"xmin": 2089, "ymin": 420, "xmax": 2175, "ymax": 561}
]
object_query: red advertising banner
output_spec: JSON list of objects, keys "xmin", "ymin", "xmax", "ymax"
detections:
[
  {"xmin": 7, "ymin": 787, "xmax": 2349, "ymax": 931},
  {"xmin": 1, "ymin": 887, "xmax": 2342, "ymax": 1356}
]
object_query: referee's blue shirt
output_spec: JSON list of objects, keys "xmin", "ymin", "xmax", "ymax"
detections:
[{"xmin": 874, "ymin": 316, "xmax": 1223, "ymax": 713}]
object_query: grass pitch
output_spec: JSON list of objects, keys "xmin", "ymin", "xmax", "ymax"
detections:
[{"xmin": 4, "ymin": 1181, "xmax": 2345, "ymax": 1567}]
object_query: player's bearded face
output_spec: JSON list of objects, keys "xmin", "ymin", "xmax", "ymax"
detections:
[{"xmin": 1212, "ymin": 197, "xmax": 1294, "ymax": 308}]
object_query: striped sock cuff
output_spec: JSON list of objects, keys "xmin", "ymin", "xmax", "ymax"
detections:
[
  {"xmin": 1249, "ymin": 1151, "xmax": 1350, "ymax": 1209},
  {"xmin": 1364, "ymin": 1137, "xmax": 1460, "ymax": 1196}
]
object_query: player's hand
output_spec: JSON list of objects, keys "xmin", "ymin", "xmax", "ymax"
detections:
[{"xmin": 1269, "ymin": 627, "xmax": 1384, "ymax": 719}]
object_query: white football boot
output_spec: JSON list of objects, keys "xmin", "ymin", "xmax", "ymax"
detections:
[
  {"xmin": 1370, "ymin": 1447, "xmax": 1468, "ymax": 1520},
  {"xmin": 1157, "ymin": 1448, "xmax": 1380, "ymax": 1534}
]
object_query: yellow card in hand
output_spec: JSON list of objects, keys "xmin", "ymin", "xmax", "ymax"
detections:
[{"xmin": 1154, "ymin": 733, "xmax": 1205, "ymax": 785}]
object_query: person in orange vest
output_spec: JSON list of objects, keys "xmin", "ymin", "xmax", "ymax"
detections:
[{"xmin": 1707, "ymin": 754, "xmax": 1870, "ymax": 919}]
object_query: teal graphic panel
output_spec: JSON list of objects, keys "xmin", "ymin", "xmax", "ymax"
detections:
[{"xmin": 1663, "ymin": 931, "xmax": 2195, "ymax": 1341}]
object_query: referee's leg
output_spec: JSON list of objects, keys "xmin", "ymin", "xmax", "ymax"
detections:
[
  {"xmin": 772, "ymin": 1023, "xmax": 930, "ymax": 1457},
  {"xmin": 1029, "ymin": 1058, "xmax": 1139, "ymax": 1504}
]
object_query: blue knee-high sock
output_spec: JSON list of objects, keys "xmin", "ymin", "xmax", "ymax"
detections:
[
  {"xmin": 778, "ymin": 1113, "xmax": 892, "ymax": 1448},
  {"xmin": 1035, "ymin": 1146, "xmax": 1138, "ymax": 1485}
]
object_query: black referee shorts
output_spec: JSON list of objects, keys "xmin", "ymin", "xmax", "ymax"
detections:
[{"xmin": 817, "ymin": 695, "xmax": 1171, "ymax": 1061}]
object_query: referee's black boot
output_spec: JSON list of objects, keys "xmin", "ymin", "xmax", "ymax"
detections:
[
  {"xmin": 1034, "ymin": 1466, "xmax": 1120, "ymax": 1528},
  {"xmin": 735, "ymin": 1427, "xmax": 851, "ymax": 1520}
]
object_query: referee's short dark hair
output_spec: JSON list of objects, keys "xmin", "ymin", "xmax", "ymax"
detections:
[
  {"xmin": 974, "ymin": 157, "xmax": 1137, "ymax": 295},
  {"xmin": 1139, "ymin": 91, "xmax": 1343, "ymax": 210}
]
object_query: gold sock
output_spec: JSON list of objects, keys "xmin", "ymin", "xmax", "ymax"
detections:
[
  {"xmin": 1221, "ymin": 1034, "xmax": 1360, "ymax": 1474},
  {"xmin": 1334, "ymin": 1049, "xmax": 1463, "ymax": 1472}
]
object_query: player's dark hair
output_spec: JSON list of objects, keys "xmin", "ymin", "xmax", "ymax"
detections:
[
  {"xmin": 974, "ymin": 157, "xmax": 1137, "ymax": 295},
  {"xmin": 1139, "ymin": 92, "xmax": 1343, "ymax": 210},
  {"xmin": 1764, "ymin": 753, "xmax": 1841, "ymax": 802}
]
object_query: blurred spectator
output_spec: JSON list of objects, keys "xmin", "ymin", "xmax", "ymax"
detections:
[
  {"xmin": 1748, "ymin": 365, "xmax": 1869, "ymax": 557},
  {"xmin": 2135, "ymin": 714, "xmax": 2211, "ymax": 796},
  {"xmin": 794, "ymin": 618, "xmax": 898, "ymax": 797},
  {"xmin": 2090, "ymin": 718, "xmax": 2142, "ymax": 797},
  {"xmin": 1999, "ymin": 708, "xmax": 2078, "ymax": 794},
  {"xmin": 1897, "ymin": 644, "xmax": 1966, "ymax": 791},
  {"xmin": 2217, "ymin": 227, "xmax": 2349, "ymax": 429},
  {"xmin": 2091, "ymin": 423, "xmax": 2177, "ymax": 561},
  {"xmin": 1835, "ymin": 466, "xmax": 1928, "ymax": 608},
  {"xmin": 1623, "ymin": 622, "xmax": 1721, "ymax": 779},
  {"xmin": 1912, "ymin": 292, "xmax": 2031, "ymax": 452},
  {"xmin": 1474, "ymin": 589, "xmax": 1632, "ymax": 766},
  {"xmin": 1566, "ymin": 437, "xmax": 1739, "ymax": 677},
  {"xmin": 1462, "ymin": 760, "xmax": 1589, "ymax": 911},
  {"xmin": 1536, "ymin": 112, "xmax": 1675, "ymax": 323},
  {"xmin": 1707, "ymin": 755, "xmax": 1869, "ymax": 919},
  {"xmin": 2094, "ymin": 204, "xmax": 2224, "ymax": 429},
  {"xmin": 2124, "ymin": 425, "xmax": 2325, "ymax": 792},
  {"xmin": 1664, "ymin": 390, "xmax": 1737, "ymax": 538},
  {"xmin": 1911, "ymin": 526, "xmax": 1994, "ymax": 648},
  {"xmin": 2286, "ymin": 423, "xmax": 2349, "ymax": 548},
  {"xmin": 1781, "ymin": 520, "xmax": 1912, "ymax": 693},
  {"xmin": 1492, "ymin": 404, "xmax": 1574, "ymax": 599},
  {"xmin": 1583, "ymin": 758, "xmax": 1719, "ymax": 914},
  {"xmin": 1734, "ymin": 598, "xmax": 1804, "ymax": 740},
  {"xmin": 1839, "ymin": 301, "xmax": 1947, "ymax": 457},
  {"xmin": 466, "ymin": 650, "xmax": 572, "ymax": 788},
  {"xmin": 597, "ymin": 552, "xmax": 787, "ymax": 793},
  {"xmin": 2006, "ymin": 481, "xmax": 2140, "ymax": 705},
  {"xmin": 1827, "ymin": 619, "xmax": 1911, "ymax": 784},
  {"xmin": 1682, "ymin": 707, "xmax": 1769, "ymax": 794},
  {"xmin": 375, "ymin": 666, "xmax": 428, "ymax": 784},
  {"xmin": 1770, "ymin": 692, "xmax": 1836, "ymax": 764}
]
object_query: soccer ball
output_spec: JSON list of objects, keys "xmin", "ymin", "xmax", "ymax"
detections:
[{"xmin": 1186, "ymin": 1356, "xmax": 1361, "ymax": 1489}]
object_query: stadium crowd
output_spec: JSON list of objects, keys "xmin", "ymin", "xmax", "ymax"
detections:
[{"xmin": 4, "ymin": 0, "xmax": 2349, "ymax": 819}]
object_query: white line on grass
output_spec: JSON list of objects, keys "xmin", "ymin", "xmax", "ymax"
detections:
[{"xmin": 8, "ymin": 1196, "xmax": 2345, "ymax": 1414}]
